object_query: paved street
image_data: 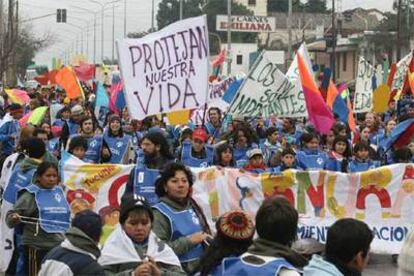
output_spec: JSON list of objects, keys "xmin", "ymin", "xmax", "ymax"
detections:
[{"xmin": 364, "ymin": 254, "xmax": 398, "ymax": 276}]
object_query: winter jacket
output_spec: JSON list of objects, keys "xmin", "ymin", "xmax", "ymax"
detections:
[
  {"xmin": 38, "ymin": 227, "xmax": 104, "ymax": 276},
  {"xmin": 303, "ymin": 255, "xmax": 343, "ymax": 276}
]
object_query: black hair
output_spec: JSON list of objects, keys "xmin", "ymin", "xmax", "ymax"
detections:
[
  {"xmin": 300, "ymin": 132, "xmax": 319, "ymax": 145},
  {"xmin": 36, "ymin": 161, "xmax": 59, "ymax": 179},
  {"xmin": 155, "ymin": 163, "xmax": 194, "ymax": 197},
  {"xmin": 198, "ymin": 217, "xmax": 253, "ymax": 276},
  {"xmin": 141, "ymin": 131, "xmax": 173, "ymax": 159},
  {"xmin": 68, "ymin": 136, "xmax": 88, "ymax": 153},
  {"xmin": 332, "ymin": 122, "xmax": 348, "ymax": 137},
  {"xmin": 80, "ymin": 116, "xmax": 95, "ymax": 131},
  {"xmin": 353, "ymin": 142, "xmax": 371, "ymax": 154},
  {"xmin": 108, "ymin": 115, "xmax": 124, "ymax": 137},
  {"xmin": 233, "ymin": 126, "xmax": 255, "ymax": 146},
  {"xmin": 33, "ymin": 128, "xmax": 48, "ymax": 138},
  {"xmin": 266, "ymin": 126, "xmax": 278, "ymax": 138},
  {"xmin": 333, "ymin": 135, "xmax": 351, "ymax": 158},
  {"xmin": 281, "ymin": 147, "xmax": 296, "ymax": 157},
  {"xmin": 255, "ymin": 197, "xmax": 298, "ymax": 246},
  {"xmin": 21, "ymin": 137, "xmax": 46, "ymax": 158},
  {"xmin": 208, "ymin": 107, "xmax": 221, "ymax": 118},
  {"xmin": 393, "ymin": 147, "xmax": 413, "ymax": 163},
  {"xmin": 214, "ymin": 143, "xmax": 235, "ymax": 167},
  {"xmin": 326, "ymin": 218, "xmax": 373, "ymax": 263}
]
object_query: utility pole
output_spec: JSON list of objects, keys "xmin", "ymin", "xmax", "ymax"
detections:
[
  {"xmin": 397, "ymin": 0, "xmax": 402, "ymax": 60},
  {"xmin": 0, "ymin": 0, "xmax": 4, "ymax": 84},
  {"xmin": 227, "ymin": 0, "xmax": 231, "ymax": 76},
  {"xmin": 287, "ymin": 0, "xmax": 292, "ymax": 66},
  {"xmin": 179, "ymin": 0, "xmax": 183, "ymax": 20},
  {"xmin": 331, "ymin": 0, "xmax": 336, "ymax": 81},
  {"xmin": 124, "ymin": 0, "xmax": 127, "ymax": 38},
  {"xmin": 112, "ymin": 3, "xmax": 115, "ymax": 62},
  {"xmin": 151, "ymin": 0, "xmax": 154, "ymax": 31}
]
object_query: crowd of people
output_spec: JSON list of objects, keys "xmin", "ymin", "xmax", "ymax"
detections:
[{"xmin": 0, "ymin": 82, "xmax": 414, "ymax": 276}]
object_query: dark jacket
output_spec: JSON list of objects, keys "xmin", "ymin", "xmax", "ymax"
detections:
[{"xmin": 38, "ymin": 227, "xmax": 104, "ymax": 276}]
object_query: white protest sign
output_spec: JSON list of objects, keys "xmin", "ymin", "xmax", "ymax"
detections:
[
  {"xmin": 117, "ymin": 15, "xmax": 209, "ymax": 120},
  {"xmin": 354, "ymin": 56, "xmax": 382, "ymax": 113},
  {"xmin": 228, "ymin": 51, "xmax": 306, "ymax": 118},
  {"xmin": 392, "ymin": 52, "xmax": 413, "ymax": 92}
]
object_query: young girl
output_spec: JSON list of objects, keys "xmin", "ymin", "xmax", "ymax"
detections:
[
  {"xmin": 326, "ymin": 136, "xmax": 351, "ymax": 172},
  {"xmin": 103, "ymin": 115, "xmax": 133, "ymax": 164},
  {"xmin": 214, "ymin": 143, "xmax": 235, "ymax": 167},
  {"xmin": 348, "ymin": 142, "xmax": 380, "ymax": 173},
  {"xmin": 268, "ymin": 147, "xmax": 298, "ymax": 173},
  {"xmin": 99, "ymin": 195, "xmax": 184, "ymax": 275},
  {"xmin": 296, "ymin": 133, "xmax": 328, "ymax": 170},
  {"xmin": 68, "ymin": 136, "xmax": 88, "ymax": 161},
  {"xmin": 232, "ymin": 127, "xmax": 257, "ymax": 168},
  {"xmin": 6, "ymin": 162, "xmax": 69, "ymax": 276}
]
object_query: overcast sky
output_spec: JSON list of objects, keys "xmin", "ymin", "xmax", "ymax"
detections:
[{"xmin": 17, "ymin": 0, "xmax": 394, "ymax": 67}]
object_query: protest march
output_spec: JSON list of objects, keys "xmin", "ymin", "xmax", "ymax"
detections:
[{"xmin": 1, "ymin": 1, "xmax": 414, "ymax": 275}]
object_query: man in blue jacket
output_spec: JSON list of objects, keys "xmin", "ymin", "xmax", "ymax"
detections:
[{"xmin": 0, "ymin": 103, "xmax": 24, "ymax": 157}]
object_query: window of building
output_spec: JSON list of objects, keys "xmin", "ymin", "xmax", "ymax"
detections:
[
  {"xmin": 342, "ymin": 52, "xmax": 347, "ymax": 72},
  {"xmin": 236, "ymin": 55, "xmax": 243, "ymax": 65},
  {"xmin": 248, "ymin": 0, "xmax": 256, "ymax": 5}
]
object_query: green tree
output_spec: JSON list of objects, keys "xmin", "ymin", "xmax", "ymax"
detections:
[
  {"xmin": 304, "ymin": 0, "xmax": 328, "ymax": 13},
  {"xmin": 267, "ymin": 0, "xmax": 304, "ymax": 13},
  {"xmin": 156, "ymin": 0, "xmax": 258, "ymax": 54}
]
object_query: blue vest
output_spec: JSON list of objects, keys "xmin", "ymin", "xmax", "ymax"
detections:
[
  {"xmin": 133, "ymin": 165, "xmax": 160, "ymax": 205},
  {"xmin": 48, "ymin": 137, "xmax": 60, "ymax": 153},
  {"xmin": 216, "ymin": 254, "xmax": 295, "ymax": 276},
  {"xmin": 296, "ymin": 149, "xmax": 328, "ymax": 170},
  {"xmin": 104, "ymin": 133, "xmax": 131, "ymax": 163},
  {"xmin": 3, "ymin": 164, "xmax": 36, "ymax": 204},
  {"xmin": 205, "ymin": 122, "xmax": 221, "ymax": 140},
  {"xmin": 70, "ymin": 135, "xmax": 103, "ymax": 163},
  {"xmin": 52, "ymin": 119, "xmax": 66, "ymax": 128},
  {"xmin": 325, "ymin": 158, "xmax": 344, "ymax": 172},
  {"xmin": 67, "ymin": 121, "xmax": 80, "ymax": 136},
  {"xmin": 24, "ymin": 184, "xmax": 70, "ymax": 233},
  {"xmin": 233, "ymin": 146, "xmax": 250, "ymax": 168},
  {"xmin": 348, "ymin": 159, "xmax": 380, "ymax": 173},
  {"xmin": 153, "ymin": 202, "xmax": 204, "ymax": 263},
  {"xmin": 181, "ymin": 141, "xmax": 213, "ymax": 168}
]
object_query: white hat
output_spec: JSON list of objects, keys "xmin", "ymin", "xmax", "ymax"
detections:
[
  {"xmin": 398, "ymin": 230, "xmax": 414, "ymax": 275},
  {"xmin": 247, "ymin": 148, "xmax": 263, "ymax": 159}
]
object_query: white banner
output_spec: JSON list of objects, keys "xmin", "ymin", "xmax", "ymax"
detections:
[
  {"xmin": 216, "ymin": 15, "xmax": 276, "ymax": 33},
  {"xmin": 392, "ymin": 52, "xmax": 413, "ymax": 92},
  {"xmin": 117, "ymin": 16, "xmax": 209, "ymax": 120},
  {"xmin": 354, "ymin": 56, "xmax": 381, "ymax": 113},
  {"xmin": 228, "ymin": 51, "xmax": 306, "ymax": 118}
]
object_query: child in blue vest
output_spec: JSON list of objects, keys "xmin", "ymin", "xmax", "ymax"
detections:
[
  {"xmin": 296, "ymin": 133, "xmax": 328, "ymax": 170},
  {"xmin": 103, "ymin": 115, "xmax": 133, "ymax": 164},
  {"xmin": 326, "ymin": 136, "xmax": 351, "ymax": 172},
  {"xmin": 180, "ymin": 128, "xmax": 214, "ymax": 168},
  {"xmin": 261, "ymin": 127, "xmax": 281, "ymax": 166},
  {"xmin": 215, "ymin": 197, "xmax": 306, "ymax": 275},
  {"xmin": 348, "ymin": 142, "xmax": 380, "ymax": 173},
  {"xmin": 268, "ymin": 148, "xmax": 298, "ymax": 173},
  {"xmin": 6, "ymin": 162, "xmax": 69, "ymax": 276},
  {"xmin": 68, "ymin": 136, "xmax": 88, "ymax": 161},
  {"xmin": 198, "ymin": 211, "xmax": 255, "ymax": 276}
]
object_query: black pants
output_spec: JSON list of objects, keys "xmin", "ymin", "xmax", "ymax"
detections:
[{"xmin": 23, "ymin": 246, "xmax": 49, "ymax": 276}]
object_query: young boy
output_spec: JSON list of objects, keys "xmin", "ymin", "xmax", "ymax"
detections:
[
  {"xmin": 269, "ymin": 148, "xmax": 298, "ymax": 173},
  {"xmin": 244, "ymin": 148, "xmax": 267, "ymax": 173},
  {"xmin": 348, "ymin": 142, "xmax": 380, "ymax": 173},
  {"xmin": 68, "ymin": 136, "xmax": 88, "ymax": 161},
  {"xmin": 262, "ymin": 127, "xmax": 281, "ymax": 166},
  {"xmin": 304, "ymin": 218, "xmax": 373, "ymax": 275},
  {"xmin": 218, "ymin": 197, "xmax": 307, "ymax": 275}
]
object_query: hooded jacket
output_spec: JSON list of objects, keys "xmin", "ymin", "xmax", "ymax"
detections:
[{"xmin": 38, "ymin": 227, "xmax": 104, "ymax": 276}]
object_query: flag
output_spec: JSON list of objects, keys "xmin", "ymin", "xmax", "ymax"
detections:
[
  {"xmin": 34, "ymin": 74, "xmax": 49, "ymax": 85},
  {"xmin": 296, "ymin": 44, "xmax": 334, "ymax": 134},
  {"xmin": 48, "ymin": 69, "xmax": 59, "ymax": 85},
  {"xmin": 222, "ymin": 78, "xmax": 244, "ymax": 104},
  {"xmin": 109, "ymin": 82, "xmax": 123, "ymax": 113},
  {"xmin": 4, "ymin": 89, "xmax": 30, "ymax": 105},
  {"xmin": 28, "ymin": 106, "xmax": 48, "ymax": 126},
  {"xmin": 383, "ymin": 54, "xmax": 390, "ymax": 85},
  {"xmin": 115, "ymin": 90, "xmax": 126, "ymax": 111},
  {"xmin": 380, "ymin": 119, "xmax": 414, "ymax": 151},
  {"xmin": 94, "ymin": 83, "xmax": 110, "ymax": 124},
  {"xmin": 327, "ymin": 80, "xmax": 348, "ymax": 124},
  {"xmin": 74, "ymin": 63, "xmax": 96, "ymax": 82},
  {"xmin": 55, "ymin": 67, "xmax": 84, "ymax": 100}
]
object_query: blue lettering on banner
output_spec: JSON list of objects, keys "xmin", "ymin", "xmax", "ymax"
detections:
[{"xmin": 298, "ymin": 225, "xmax": 409, "ymax": 243}]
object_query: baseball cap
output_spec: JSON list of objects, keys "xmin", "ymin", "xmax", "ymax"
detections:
[
  {"xmin": 120, "ymin": 194, "xmax": 153, "ymax": 224},
  {"xmin": 247, "ymin": 148, "xmax": 263, "ymax": 159},
  {"xmin": 192, "ymin": 128, "xmax": 208, "ymax": 143}
]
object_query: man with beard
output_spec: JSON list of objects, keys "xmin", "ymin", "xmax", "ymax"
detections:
[{"xmin": 122, "ymin": 131, "xmax": 174, "ymax": 204}]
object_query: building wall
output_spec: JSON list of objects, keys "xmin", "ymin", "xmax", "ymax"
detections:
[
  {"xmin": 234, "ymin": 0, "xmax": 267, "ymax": 16},
  {"xmin": 222, "ymin": 43, "xmax": 258, "ymax": 74}
]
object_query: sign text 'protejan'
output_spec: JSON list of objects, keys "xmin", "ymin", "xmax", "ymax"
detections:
[
  {"xmin": 228, "ymin": 51, "xmax": 306, "ymax": 118},
  {"xmin": 117, "ymin": 15, "xmax": 209, "ymax": 120}
]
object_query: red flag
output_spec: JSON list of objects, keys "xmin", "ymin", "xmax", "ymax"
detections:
[
  {"xmin": 74, "ymin": 63, "xmax": 96, "ymax": 82},
  {"xmin": 55, "ymin": 67, "xmax": 84, "ymax": 100},
  {"xmin": 48, "ymin": 69, "xmax": 59, "ymax": 85},
  {"xmin": 297, "ymin": 49, "xmax": 335, "ymax": 134},
  {"xmin": 34, "ymin": 74, "xmax": 49, "ymax": 85}
]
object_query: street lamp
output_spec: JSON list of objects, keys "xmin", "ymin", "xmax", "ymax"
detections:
[{"xmin": 88, "ymin": 0, "xmax": 121, "ymax": 63}]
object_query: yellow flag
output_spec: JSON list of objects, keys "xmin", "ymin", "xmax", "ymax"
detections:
[
  {"xmin": 372, "ymin": 84, "xmax": 391, "ymax": 113},
  {"xmin": 166, "ymin": 110, "xmax": 191, "ymax": 125}
]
